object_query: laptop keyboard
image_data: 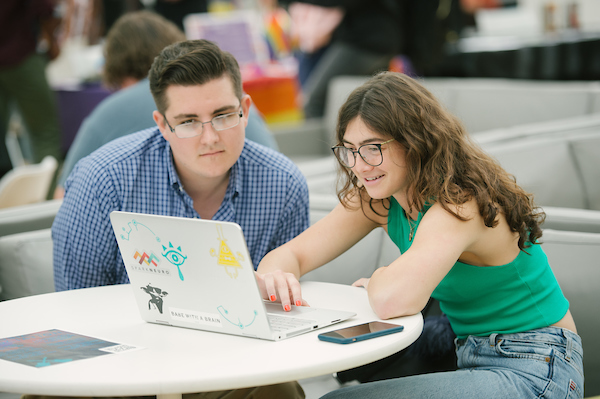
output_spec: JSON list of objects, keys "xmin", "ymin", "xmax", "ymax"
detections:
[{"xmin": 268, "ymin": 314, "xmax": 315, "ymax": 332}]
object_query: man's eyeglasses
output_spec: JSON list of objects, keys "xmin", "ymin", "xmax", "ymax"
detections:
[
  {"xmin": 331, "ymin": 139, "xmax": 395, "ymax": 168},
  {"xmin": 163, "ymin": 109, "xmax": 243, "ymax": 139}
]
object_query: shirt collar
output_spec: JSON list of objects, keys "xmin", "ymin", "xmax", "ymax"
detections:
[
  {"xmin": 224, "ymin": 149, "xmax": 242, "ymax": 202},
  {"xmin": 165, "ymin": 143, "xmax": 183, "ymax": 191}
]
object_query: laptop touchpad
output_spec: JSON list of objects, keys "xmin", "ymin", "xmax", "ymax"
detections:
[{"xmin": 265, "ymin": 302, "xmax": 317, "ymax": 315}]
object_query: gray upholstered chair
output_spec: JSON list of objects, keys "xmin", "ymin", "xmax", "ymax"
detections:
[
  {"xmin": 0, "ymin": 200, "xmax": 61, "ymax": 299},
  {"xmin": 542, "ymin": 229, "xmax": 600, "ymax": 396},
  {"xmin": 0, "ymin": 228, "xmax": 54, "ymax": 301}
]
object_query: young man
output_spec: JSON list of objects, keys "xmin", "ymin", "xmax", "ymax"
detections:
[
  {"xmin": 53, "ymin": 38, "xmax": 309, "ymax": 290},
  {"xmin": 51, "ymin": 39, "xmax": 308, "ymax": 398},
  {"xmin": 54, "ymin": 10, "xmax": 278, "ymax": 198}
]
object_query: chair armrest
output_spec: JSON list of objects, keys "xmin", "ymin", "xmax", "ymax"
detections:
[
  {"xmin": 542, "ymin": 206, "xmax": 600, "ymax": 234},
  {"xmin": 0, "ymin": 199, "xmax": 62, "ymax": 237}
]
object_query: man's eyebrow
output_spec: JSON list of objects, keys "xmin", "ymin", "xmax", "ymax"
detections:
[
  {"xmin": 172, "ymin": 113, "xmax": 198, "ymax": 120},
  {"xmin": 172, "ymin": 104, "xmax": 238, "ymax": 121},
  {"xmin": 212, "ymin": 104, "xmax": 238, "ymax": 114}
]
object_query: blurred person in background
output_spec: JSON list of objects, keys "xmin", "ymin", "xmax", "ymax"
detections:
[
  {"xmin": 152, "ymin": 0, "xmax": 208, "ymax": 31},
  {"xmin": 261, "ymin": 0, "xmax": 402, "ymax": 119},
  {"xmin": 0, "ymin": 0, "xmax": 63, "ymax": 179}
]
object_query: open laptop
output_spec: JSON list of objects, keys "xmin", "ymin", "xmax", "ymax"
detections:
[{"xmin": 109, "ymin": 211, "xmax": 355, "ymax": 341}]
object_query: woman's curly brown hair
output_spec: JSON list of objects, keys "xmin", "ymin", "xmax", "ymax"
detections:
[{"xmin": 335, "ymin": 72, "xmax": 545, "ymax": 250}]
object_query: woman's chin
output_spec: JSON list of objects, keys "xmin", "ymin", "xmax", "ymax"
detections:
[{"xmin": 364, "ymin": 188, "xmax": 387, "ymax": 200}]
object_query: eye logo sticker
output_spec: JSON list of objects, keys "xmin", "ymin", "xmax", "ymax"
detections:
[
  {"xmin": 161, "ymin": 242, "xmax": 187, "ymax": 281},
  {"xmin": 210, "ymin": 224, "xmax": 245, "ymax": 278}
]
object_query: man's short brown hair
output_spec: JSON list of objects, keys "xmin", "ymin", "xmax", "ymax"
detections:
[{"xmin": 148, "ymin": 39, "xmax": 243, "ymax": 115}]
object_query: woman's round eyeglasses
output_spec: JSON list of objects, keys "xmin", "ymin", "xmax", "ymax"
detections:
[
  {"xmin": 331, "ymin": 139, "xmax": 395, "ymax": 168},
  {"xmin": 163, "ymin": 109, "xmax": 243, "ymax": 139}
]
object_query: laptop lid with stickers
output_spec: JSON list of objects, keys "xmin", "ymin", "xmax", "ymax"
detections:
[{"xmin": 109, "ymin": 211, "xmax": 354, "ymax": 340}]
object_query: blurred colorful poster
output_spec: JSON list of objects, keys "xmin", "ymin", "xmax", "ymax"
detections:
[{"xmin": 0, "ymin": 329, "xmax": 139, "ymax": 367}]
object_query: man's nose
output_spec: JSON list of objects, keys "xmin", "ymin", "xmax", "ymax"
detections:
[{"xmin": 199, "ymin": 123, "xmax": 219, "ymax": 144}]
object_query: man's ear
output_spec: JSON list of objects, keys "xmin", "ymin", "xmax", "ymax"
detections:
[
  {"xmin": 241, "ymin": 94, "xmax": 251, "ymax": 128},
  {"xmin": 153, "ymin": 110, "xmax": 170, "ymax": 141}
]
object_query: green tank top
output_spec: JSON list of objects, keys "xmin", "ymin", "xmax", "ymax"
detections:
[{"xmin": 387, "ymin": 198, "xmax": 569, "ymax": 339}]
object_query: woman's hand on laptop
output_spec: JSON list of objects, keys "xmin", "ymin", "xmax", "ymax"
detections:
[{"xmin": 255, "ymin": 270, "xmax": 309, "ymax": 311}]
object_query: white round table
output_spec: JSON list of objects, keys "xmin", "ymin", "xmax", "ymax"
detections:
[{"xmin": 0, "ymin": 281, "xmax": 423, "ymax": 398}]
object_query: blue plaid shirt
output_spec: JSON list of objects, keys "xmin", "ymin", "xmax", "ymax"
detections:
[{"xmin": 52, "ymin": 128, "xmax": 309, "ymax": 291}]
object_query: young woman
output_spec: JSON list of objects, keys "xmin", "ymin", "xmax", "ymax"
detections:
[{"xmin": 256, "ymin": 72, "xmax": 584, "ymax": 398}]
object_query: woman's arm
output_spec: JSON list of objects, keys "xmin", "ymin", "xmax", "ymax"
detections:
[
  {"xmin": 365, "ymin": 200, "xmax": 489, "ymax": 319},
  {"xmin": 256, "ymin": 199, "xmax": 381, "ymax": 310}
]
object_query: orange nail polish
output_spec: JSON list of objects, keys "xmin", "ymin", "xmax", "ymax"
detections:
[
  {"xmin": 284, "ymin": 304, "xmax": 291, "ymax": 312},
  {"xmin": 295, "ymin": 300, "xmax": 302, "ymax": 307},
  {"xmin": 270, "ymin": 295, "xmax": 276, "ymax": 302}
]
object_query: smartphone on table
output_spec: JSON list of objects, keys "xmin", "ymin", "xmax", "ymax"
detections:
[{"xmin": 318, "ymin": 321, "xmax": 404, "ymax": 344}]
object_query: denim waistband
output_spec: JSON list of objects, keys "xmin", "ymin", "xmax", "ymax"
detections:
[{"xmin": 456, "ymin": 327, "xmax": 582, "ymax": 357}]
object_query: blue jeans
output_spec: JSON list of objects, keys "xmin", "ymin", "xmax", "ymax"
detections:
[{"xmin": 322, "ymin": 327, "xmax": 584, "ymax": 399}]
